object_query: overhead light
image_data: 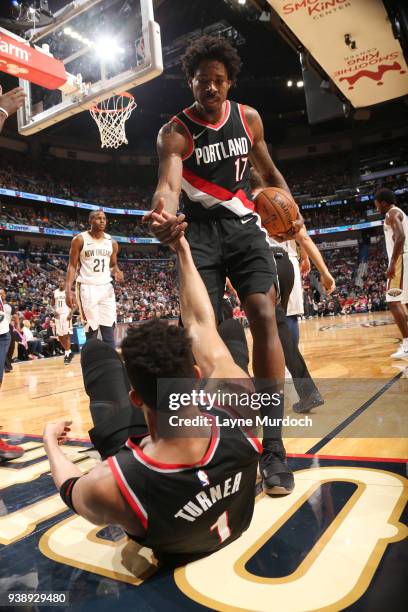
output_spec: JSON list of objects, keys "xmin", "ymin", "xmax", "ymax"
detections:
[
  {"xmin": 296, "ymin": 80, "xmax": 304, "ymax": 88},
  {"xmin": 389, "ymin": 160, "xmax": 394, "ymax": 166},
  {"xmin": 287, "ymin": 80, "xmax": 293, "ymax": 87},
  {"xmin": 238, "ymin": 0, "xmax": 246, "ymax": 5},
  {"xmin": 95, "ymin": 37, "xmax": 125, "ymax": 59},
  {"xmin": 356, "ymin": 188, "xmax": 360, "ymax": 193}
]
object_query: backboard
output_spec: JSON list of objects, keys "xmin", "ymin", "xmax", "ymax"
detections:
[{"xmin": 6, "ymin": 0, "xmax": 162, "ymax": 136}]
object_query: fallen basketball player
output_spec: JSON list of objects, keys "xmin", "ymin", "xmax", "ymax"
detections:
[{"xmin": 44, "ymin": 224, "xmax": 266, "ymax": 567}]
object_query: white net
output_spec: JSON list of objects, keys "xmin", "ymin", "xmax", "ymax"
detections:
[{"xmin": 90, "ymin": 93, "xmax": 137, "ymax": 149}]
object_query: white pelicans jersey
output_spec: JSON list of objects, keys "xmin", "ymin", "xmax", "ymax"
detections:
[
  {"xmin": 54, "ymin": 289, "xmax": 70, "ymax": 316},
  {"xmin": 77, "ymin": 231, "xmax": 113, "ymax": 286}
]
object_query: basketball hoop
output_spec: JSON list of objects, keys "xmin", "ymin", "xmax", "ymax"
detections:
[{"xmin": 90, "ymin": 92, "xmax": 137, "ymax": 149}]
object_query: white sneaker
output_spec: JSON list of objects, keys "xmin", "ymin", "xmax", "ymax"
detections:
[{"xmin": 390, "ymin": 346, "xmax": 408, "ymax": 359}]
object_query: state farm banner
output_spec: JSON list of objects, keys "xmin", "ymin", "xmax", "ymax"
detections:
[
  {"xmin": 267, "ymin": 0, "xmax": 408, "ymax": 107},
  {"xmin": 0, "ymin": 28, "xmax": 66, "ymax": 89}
]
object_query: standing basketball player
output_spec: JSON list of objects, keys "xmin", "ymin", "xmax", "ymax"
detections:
[
  {"xmin": 375, "ymin": 188, "xmax": 408, "ymax": 359},
  {"xmin": 51, "ymin": 278, "xmax": 73, "ymax": 364},
  {"xmin": 65, "ymin": 211, "xmax": 124, "ymax": 349},
  {"xmin": 147, "ymin": 36, "xmax": 303, "ymax": 494}
]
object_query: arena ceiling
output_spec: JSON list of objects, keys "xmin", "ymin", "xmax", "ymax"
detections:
[{"xmin": 0, "ymin": 0, "xmax": 407, "ymax": 152}]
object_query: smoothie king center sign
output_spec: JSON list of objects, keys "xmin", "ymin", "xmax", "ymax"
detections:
[{"xmin": 267, "ymin": 0, "xmax": 408, "ymax": 107}]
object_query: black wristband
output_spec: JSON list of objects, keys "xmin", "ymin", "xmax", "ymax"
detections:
[{"xmin": 60, "ymin": 476, "xmax": 80, "ymax": 513}]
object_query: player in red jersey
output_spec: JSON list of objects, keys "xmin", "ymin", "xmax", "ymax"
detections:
[{"xmin": 147, "ymin": 37, "xmax": 302, "ymax": 494}]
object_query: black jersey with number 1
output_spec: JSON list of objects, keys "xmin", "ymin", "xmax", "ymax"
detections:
[{"xmin": 108, "ymin": 412, "xmax": 260, "ymax": 566}]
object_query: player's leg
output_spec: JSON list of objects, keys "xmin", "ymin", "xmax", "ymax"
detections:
[
  {"xmin": 185, "ymin": 218, "xmax": 225, "ymax": 322},
  {"xmin": 0, "ymin": 331, "xmax": 10, "ymax": 390},
  {"xmin": 286, "ymin": 316, "xmax": 300, "ymax": 346},
  {"xmin": 218, "ymin": 317, "xmax": 250, "ymax": 374},
  {"xmin": 388, "ymin": 302, "xmax": 408, "ymax": 358},
  {"xmin": 386, "ymin": 257, "xmax": 408, "ymax": 358},
  {"xmin": 0, "ymin": 331, "xmax": 23, "ymax": 460},
  {"xmin": 98, "ymin": 284, "xmax": 117, "ymax": 349},
  {"xmin": 285, "ymin": 256, "xmax": 303, "ymax": 346},
  {"xmin": 99, "ymin": 325, "xmax": 116, "ymax": 349},
  {"xmin": 5, "ymin": 329, "xmax": 14, "ymax": 372},
  {"xmin": 57, "ymin": 317, "xmax": 73, "ymax": 363},
  {"xmin": 81, "ymin": 339, "xmax": 147, "ymax": 460},
  {"xmin": 275, "ymin": 251, "xmax": 323, "ymax": 413},
  {"xmin": 77, "ymin": 283, "xmax": 102, "ymax": 343},
  {"xmin": 59, "ymin": 335, "xmax": 72, "ymax": 363},
  {"xmin": 226, "ymin": 217, "xmax": 292, "ymax": 494}
]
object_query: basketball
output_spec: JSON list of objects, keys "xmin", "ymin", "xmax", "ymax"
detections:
[{"xmin": 255, "ymin": 187, "xmax": 299, "ymax": 236}]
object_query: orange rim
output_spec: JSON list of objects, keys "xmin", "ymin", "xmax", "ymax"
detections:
[{"xmin": 90, "ymin": 92, "xmax": 135, "ymax": 114}]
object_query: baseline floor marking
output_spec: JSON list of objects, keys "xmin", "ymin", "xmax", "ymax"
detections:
[{"xmin": 306, "ymin": 372, "xmax": 403, "ymax": 455}]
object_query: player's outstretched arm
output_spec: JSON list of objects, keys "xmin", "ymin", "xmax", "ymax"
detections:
[
  {"xmin": 151, "ymin": 121, "xmax": 186, "ymax": 215},
  {"xmin": 65, "ymin": 235, "xmax": 83, "ymax": 308},
  {"xmin": 296, "ymin": 226, "xmax": 335, "ymax": 294},
  {"xmin": 43, "ymin": 421, "xmax": 143, "ymax": 535},
  {"xmin": 177, "ymin": 238, "xmax": 249, "ymax": 379},
  {"xmin": 150, "ymin": 204, "xmax": 248, "ymax": 378},
  {"xmin": 145, "ymin": 121, "xmax": 187, "ymax": 245}
]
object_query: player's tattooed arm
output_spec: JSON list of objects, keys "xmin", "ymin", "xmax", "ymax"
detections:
[
  {"xmin": 386, "ymin": 208, "xmax": 405, "ymax": 279},
  {"xmin": 65, "ymin": 234, "xmax": 83, "ymax": 308},
  {"xmin": 145, "ymin": 121, "xmax": 188, "ymax": 244},
  {"xmin": 151, "ymin": 120, "xmax": 185, "ymax": 214},
  {"xmin": 110, "ymin": 240, "xmax": 124, "ymax": 282},
  {"xmin": 244, "ymin": 105, "xmax": 291, "ymax": 194}
]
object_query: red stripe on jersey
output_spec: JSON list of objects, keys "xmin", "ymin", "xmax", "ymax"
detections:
[
  {"xmin": 127, "ymin": 416, "xmax": 219, "ymax": 471},
  {"xmin": 238, "ymin": 104, "xmax": 254, "ymax": 145},
  {"xmin": 107, "ymin": 456, "xmax": 148, "ymax": 530},
  {"xmin": 171, "ymin": 115, "xmax": 194, "ymax": 161},
  {"xmin": 184, "ymin": 101, "xmax": 231, "ymax": 130},
  {"xmin": 183, "ymin": 168, "xmax": 255, "ymax": 211}
]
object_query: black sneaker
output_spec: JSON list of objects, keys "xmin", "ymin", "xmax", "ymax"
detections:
[
  {"xmin": 260, "ymin": 440, "xmax": 294, "ymax": 495},
  {"xmin": 293, "ymin": 390, "xmax": 324, "ymax": 414}
]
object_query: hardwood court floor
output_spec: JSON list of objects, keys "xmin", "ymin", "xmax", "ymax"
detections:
[
  {"xmin": 1, "ymin": 312, "xmax": 407, "ymax": 612},
  {"xmin": 1, "ymin": 312, "xmax": 406, "ymax": 458}
]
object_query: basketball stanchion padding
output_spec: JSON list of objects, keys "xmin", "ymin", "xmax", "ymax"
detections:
[{"xmin": 90, "ymin": 92, "xmax": 137, "ymax": 148}]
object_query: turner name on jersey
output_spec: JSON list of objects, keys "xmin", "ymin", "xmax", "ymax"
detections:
[
  {"xmin": 175, "ymin": 471, "xmax": 242, "ymax": 522},
  {"xmin": 195, "ymin": 137, "xmax": 249, "ymax": 166}
]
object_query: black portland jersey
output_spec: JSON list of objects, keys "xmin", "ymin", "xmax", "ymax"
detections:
[
  {"xmin": 107, "ymin": 413, "xmax": 261, "ymax": 565},
  {"xmin": 173, "ymin": 100, "xmax": 255, "ymax": 219}
]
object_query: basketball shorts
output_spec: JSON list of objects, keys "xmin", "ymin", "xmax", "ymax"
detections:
[
  {"xmin": 185, "ymin": 214, "xmax": 279, "ymax": 322},
  {"xmin": 76, "ymin": 282, "xmax": 116, "ymax": 331},
  {"xmin": 386, "ymin": 253, "xmax": 408, "ymax": 303},
  {"xmin": 287, "ymin": 255, "xmax": 304, "ymax": 316},
  {"xmin": 55, "ymin": 315, "xmax": 71, "ymax": 337}
]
